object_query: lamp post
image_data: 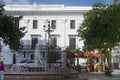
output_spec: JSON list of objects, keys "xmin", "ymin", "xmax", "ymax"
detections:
[{"xmin": 43, "ymin": 20, "xmax": 55, "ymax": 64}]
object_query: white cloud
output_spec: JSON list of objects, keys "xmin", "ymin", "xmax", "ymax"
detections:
[{"xmin": 1, "ymin": 0, "xmax": 31, "ymax": 4}]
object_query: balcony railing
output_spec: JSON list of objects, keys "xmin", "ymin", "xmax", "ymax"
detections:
[
  {"xmin": 19, "ymin": 45, "xmax": 60, "ymax": 53},
  {"xmin": 21, "ymin": 45, "xmax": 46, "ymax": 50}
]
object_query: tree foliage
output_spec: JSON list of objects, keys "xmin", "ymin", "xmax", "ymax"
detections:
[
  {"xmin": 0, "ymin": 5, "xmax": 26, "ymax": 51},
  {"xmin": 78, "ymin": 3, "xmax": 120, "ymax": 51},
  {"xmin": 77, "ymin": 2, "xmax": 120, "ymax": 66},
  {"xmin": 48, "ymin": 50, "xmax": 58, "ymax": 63}
]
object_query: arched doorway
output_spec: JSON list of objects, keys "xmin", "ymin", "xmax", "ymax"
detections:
[{"xmin": 13, "ymin": 54, "xmax": 16, "ymax": 64}]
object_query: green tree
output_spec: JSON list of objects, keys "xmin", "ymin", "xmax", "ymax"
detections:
[
  {"xmin": 0, "ymin": 5, "xmax": 26, "ymax": 51},
  {"xmin": 48, "ymin": 50, "xmax": 58, "ymax": 63},
  {"xmin": 77, "ymin": 2, "xmax": 120, "ymax": 69},
  {"xmin": 113, "ymin": 0, "xmax": 119, "ymax": 4}
]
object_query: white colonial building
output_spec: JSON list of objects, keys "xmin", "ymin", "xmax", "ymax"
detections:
[
  {"xmin": 2, "ymin": 3, "xmax": 92, "ymax": 65},
  {"xmin": 113, "ymin": 44, "xmax": 120, "ymax": 64}
]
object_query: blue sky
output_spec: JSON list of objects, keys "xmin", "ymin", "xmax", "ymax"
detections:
[{"xmin": 0, "ymin": 0, "xmax": 113, "ymax": 6}]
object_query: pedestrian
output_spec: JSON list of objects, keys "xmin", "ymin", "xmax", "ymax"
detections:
[{"xmin": 0, "ymin": 61, "xmax": 5, "ymax": 80}]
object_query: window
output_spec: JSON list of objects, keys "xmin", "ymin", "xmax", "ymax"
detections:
[
  {"xmin": 51, "ymin": 20, "xmax": 56, "ymax": 29},
  {"xmin": 42, "ymin": 51, "xmax": 45, "ymax": 57},
  {"xmin": 30, "ymin": 54, "xmax": 34, "ymax": 60},
  {"xmin": 69, "ymin": 38, "xmax": 76, "ymax": 49},
  {"xmin": 70, "ymin": 20, "xmax": 75, "ymax": 29},
  {"xmin": 51, "ymin": 37, "xmax": 57, "ymax": 49},
  {"xmin": 23, "ymin": 51, "xmax": 26, "ymax": 57},
  {"xmin": 31, "ymin": 36, "xmax": 38, "ymax": 49},
  {"xmin": 33, "ymin": 20, "xmax": 37, "ymax": 29}
]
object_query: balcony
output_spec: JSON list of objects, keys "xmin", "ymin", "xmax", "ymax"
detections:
[{"xmin": 20, "ymin": 45, "xmax": 46, "ymax": 52}]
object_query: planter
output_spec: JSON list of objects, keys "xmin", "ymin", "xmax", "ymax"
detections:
[
  {"xmin": 98, "ymin": 68, "xmax": 103, "ymax": 72},
  {"xmin": 87, "ymin": 66, "xmax": 92, "ymax": 72}
]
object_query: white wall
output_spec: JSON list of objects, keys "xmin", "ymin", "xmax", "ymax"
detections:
[{"xmin": 19, "ymin": 15, "xmax": 84, "ymax": 49}]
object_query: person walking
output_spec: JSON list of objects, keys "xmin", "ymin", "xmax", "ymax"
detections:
[{"xmin": 0, "ymin": 61, "xmax": 5, "ymax": 80}]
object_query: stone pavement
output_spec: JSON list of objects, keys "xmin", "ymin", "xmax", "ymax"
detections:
[{"xmin": 77, "ymin": 69, "xmax": 120, "ymax": 80}]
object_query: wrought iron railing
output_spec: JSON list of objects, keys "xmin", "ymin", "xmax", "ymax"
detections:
[{"xmin": 21, "ymin": 45, "xmax": 46, "ymax": 50}]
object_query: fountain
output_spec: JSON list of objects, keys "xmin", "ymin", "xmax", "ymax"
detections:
[
  {"xmin": 34, "ymin": 41, "xmax": 47, "ymax": 67},
  {"xmin": 34, "ymin": 43, "xmax": 45, "ymax": 67},
  {"xmin": 61, "ymin": 50, "xmax": 67, "ymax": 68},
  {"xmin": 34, "ymin": 44, "xmax": 40, "ymax": 61},
  {"xmin": 5, "ymin": 44, "xmax": 78, "ymax": 80}
]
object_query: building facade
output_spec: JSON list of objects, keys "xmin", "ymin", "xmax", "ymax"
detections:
[
  {"xmin": 2, "ymin": 3, "xmax": 91, "ymax": 65},
  {"xmin": 113, "ymin": 44, "xmax": 120, "ymax": 64}
]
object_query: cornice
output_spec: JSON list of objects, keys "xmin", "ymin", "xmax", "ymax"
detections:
[
  {"xmin": 4, "ymin": 4, "xmax": 91, "ymax": 16},
  {"xmin": 4, "ymin": 10, "xmax": 88, "ymax": 16}
]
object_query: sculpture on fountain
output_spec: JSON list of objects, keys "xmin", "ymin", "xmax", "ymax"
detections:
[
  {"xmin": 61, "ymin": 50, "xmax": 66, "ymax": 68},
  {"xmin": 34, "ymin": 43, "xmax": 46, "ymax": 67}
]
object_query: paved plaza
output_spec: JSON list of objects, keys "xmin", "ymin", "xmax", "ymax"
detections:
[{"xmin": 77, "ymin": 69, "xmax": 120, "ymax": 80}]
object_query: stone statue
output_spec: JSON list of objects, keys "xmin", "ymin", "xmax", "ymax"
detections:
[{"xmin": 61, "ymin": 51, "xmax": 66, "ymax": 68}]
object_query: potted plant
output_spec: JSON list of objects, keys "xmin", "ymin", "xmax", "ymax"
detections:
[
  {"xmin": 97, "ymin": 65, "xmax": 103, "ymax": 72},
  {"xmin": 86, "ymin": 63, "xmax": 92, "ymax": 72}
]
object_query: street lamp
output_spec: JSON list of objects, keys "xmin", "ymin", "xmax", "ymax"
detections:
[{"xmin": 43, "ymin": 20, "xmax": 55, "ymax": 64}]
